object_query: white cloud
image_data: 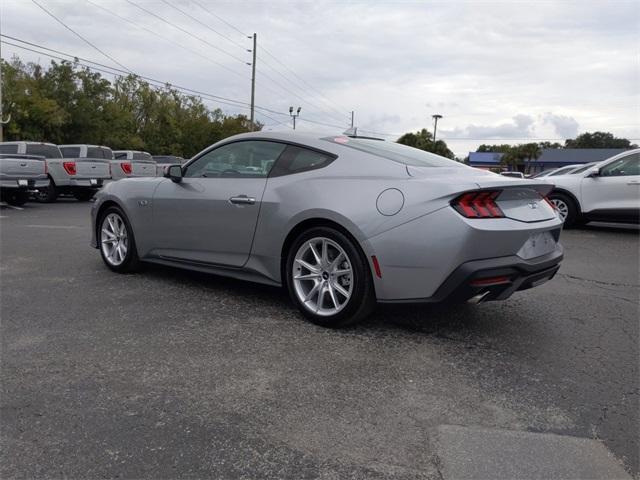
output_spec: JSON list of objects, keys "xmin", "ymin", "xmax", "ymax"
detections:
[{"xmin": 1, "ymin": 0, "xmax": 638, "ymax": 156}]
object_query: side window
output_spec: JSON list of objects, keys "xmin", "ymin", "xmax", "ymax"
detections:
[
  {"xmin": 184, "ymin": 141, "xmax": 286, "ymax": 178},
  {"xmin": 60, "ymin": 147, "xmax": 81, "ymax": 157},
  {"xmin": 269, "ymin": 145, "xmax": 336, "ymax": 177},
  {"xmin": 0, "ymin": 144, "xmax": 19, "ymax": 154},
  {"xmin": 600, "ymin": 153, "xmax": 640, "ymax": 177}
]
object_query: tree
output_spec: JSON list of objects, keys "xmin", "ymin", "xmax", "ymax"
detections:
[
  {"xmin": 565, "ymin": 131, "xmax": 636, "ymax": 149},
  {"xmin": 397, "ymin": 128, "xmax": 454, "ymax": 159},
  {"xmin": 1, "ymin": 56, "xmax": 260, "ymax": 156}
]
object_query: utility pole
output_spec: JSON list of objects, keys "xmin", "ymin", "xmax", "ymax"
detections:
[
  {"xmin": 289, "ymin": 106, "xmax": 301, "ymax": 130},
  {"xmin": 432, "ymin": 114, "xmax": 443, "ymax": 153},
  {"xmin": 249, "ymin": 33, "xmax": 256, "ymax": 130},
  {"xmin": 0, "ymin": 27, "xmax": 10, "ymax": 142},
  {"xmin": 350, "ymin": 111, "xmax": 354, "ymax": 128}
]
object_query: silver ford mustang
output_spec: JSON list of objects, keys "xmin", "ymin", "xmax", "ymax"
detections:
[{"xmin": 91, "ymin": 132, "xmax": 563, "ymax": 327}]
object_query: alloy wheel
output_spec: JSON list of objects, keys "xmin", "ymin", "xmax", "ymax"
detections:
[
  {"xmin": 292, "ymin": 237, "xmax": 353, "ymax": 316},
  {"xmin": 101, "ymin": 213, "xmax": 129, "ymax": 266},
  {"xmin": 551, "ymin": 198, "xmax": 569, "ymax": 220}
]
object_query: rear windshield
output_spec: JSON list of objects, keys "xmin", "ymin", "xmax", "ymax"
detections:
[
  {"xmin": 323, "ymin": 136, "xmax": 461, "ymax": 168},
  {"xmin": 132, "ymin": 152, "xmax": 152, "ymax": 161},
  {"xmin": 0, "ymin": 144, "xmax": 19, "ymax": 154},
  {"xmin": 87, "ymin": 147, "xmax": 113, "ymax": 159},
  {"xmin": 60, "ymin": 146, "xmax": 81, "ymax": 157},
  {"xmin": 25, "ymin": 144, "xmax": 62, "ymax": 158}
]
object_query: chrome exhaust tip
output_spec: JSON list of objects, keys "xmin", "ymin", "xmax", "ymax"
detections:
[{"xmin": 467, "ymin": 291, "xmax": 491, "ymax": 305}]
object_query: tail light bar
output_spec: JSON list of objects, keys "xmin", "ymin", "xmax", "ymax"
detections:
[
  {"xmin": 543, "ymin": 195, "xmax": 558, "ymax": 211},
  {"xmin": 62, "ymin": 161, "xmax": 77, "ymax": 175},
  {"xmin": 452, "ymin": 190, "xmax": 504, "ymax": 218},
  {"xmin": 120, "ymin": 162, "xmax": 133, "ymax": 175}
]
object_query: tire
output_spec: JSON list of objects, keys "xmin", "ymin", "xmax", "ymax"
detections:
[
  {"xmin": 4, "ymin": 190, "xmax": 29, "ymax": 206},
  {"xmin": 285, "ymin": 226, "xmax": 375, "ymax": 328},
  {"xmin": 36, "ymin": 179, "xmax": 58, "ymax": 203},
  {"xmin": 98, "ymin": 206, "xmax": 140, "ymax": 273},
  {"xmin": 73, "ymin": 190, "xmax": 95, "ymax": 202},
  {"xmin": 549, "ymin": 192, "xmax": 579, "ymax": 228}
]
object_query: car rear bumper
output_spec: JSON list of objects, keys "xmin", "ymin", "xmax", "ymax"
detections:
[
  {"xmin": 378, "ymin": 244, "xmax": 563, "ymax": 304},
  {"xmin": 66, "ymin": 178, "xmax": 107, "ymax": 188},
  {"xmin": 0, "ymin": 178, "xmax": 49, "ymax": 190}
]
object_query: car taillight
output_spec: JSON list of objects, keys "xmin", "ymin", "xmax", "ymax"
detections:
[
  {"xmin": 452, "ymin": 190, "xmax": 504, "ymax": 218},
  {"xmin": 120, "ymin": 162, "xmax": 132, "ymax": 175},
  {"xmin": 63, "ymin": 161, "xmax": 77, "ymax": 175},
  {"xmin": 108, "ymin": 162, "xmax": 112, "ymax": 177}
]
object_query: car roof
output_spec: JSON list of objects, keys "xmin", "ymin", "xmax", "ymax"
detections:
[
  {"xmin": 0, "ymin": 141, "xmax": 58, "ymax": 146},
  {"xmin": 60, "ymin": 144, "xmax": 112, "ymax": 148}
]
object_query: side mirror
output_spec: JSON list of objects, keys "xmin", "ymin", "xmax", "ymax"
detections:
[
  {"xmin": 165, "ymin": 164, "xmax": 183, "ymax": 183},
  {"xmin": 585, "ymin": 167, "xmax": 600, "ymax": 178}
]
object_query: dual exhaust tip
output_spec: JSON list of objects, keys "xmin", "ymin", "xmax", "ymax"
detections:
[{"xmin": 467, "ymin": 291, "xmax": 491, "ymax": 305}]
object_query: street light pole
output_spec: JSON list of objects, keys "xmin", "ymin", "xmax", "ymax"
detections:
[
  {"xmin": 289, "ymin": 106, "xmax": 301, "ymax": 130},
  {"xmin": 432, "ymin": 114, "xmax": 443, "ymax": 153},
  {"xmin": 249, "ymin": 33, "xmax": 257, "ymax": 131}
]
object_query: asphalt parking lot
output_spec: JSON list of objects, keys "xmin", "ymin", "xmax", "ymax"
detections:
[{"xmin": 1, "ymin": 200, "xmax": 638, "ymax": 479}]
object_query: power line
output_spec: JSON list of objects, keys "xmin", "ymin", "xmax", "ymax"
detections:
[
  {"xmin": 190, "ymin": 0, "xmax": 250, "ymax": 37},
  {"xmin": 159, "ymin": 0, "xmax": 250, "ymax": 52},
  {"xmin": 125, "ymin": 0, "xmax": 250, "ymax": 67},
  {"xmin": 83, "ymin": 0, "xmax": 248, "ymax": 81},
  {"xmin": 30, "ymin": 0, "xmax": 131, "ymax": 73},
  {"xmin": 259, "ymin": 45, "xmax": 347, "ymax": 119}
]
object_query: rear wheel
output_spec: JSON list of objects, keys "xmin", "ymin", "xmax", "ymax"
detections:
[
  {"xmin": 98, "ymin": 206, "xmax": 140, "ymax": 273},
  {"xmin": 4, "ymin": 190, "xmax": 29, "ymax": 206},
  {"xmin": 286, "ymin": 226, "xmax": 375, "ymax": 328},
  {"xmin": 73, "ymin": 190, "xmax": 95, "ymax": 202},
  {"xmin": 549, "ymin": 192, "xmax": 579, "ymax": 227},
  {"xmin": 36, "ymin": 179, "xmax": 58, "ymax": 203}
]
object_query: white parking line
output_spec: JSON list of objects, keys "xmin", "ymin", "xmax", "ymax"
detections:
[{"xmin": 25, "ymin": 224, "xmax": 84, "ymax": 229}]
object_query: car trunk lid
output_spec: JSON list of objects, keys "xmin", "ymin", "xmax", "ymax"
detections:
[
  {"xmin": 132, "ymin": 160, "xmax": 157, "ymax": 176},
  {"xmin": 407, "ymin": 165, "xmax": 557, "ymax": 223}
]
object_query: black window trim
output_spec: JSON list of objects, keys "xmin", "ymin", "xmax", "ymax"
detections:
[{"xmin": 182, "ymin": 138, "xmax": 338, "ymax": 179}]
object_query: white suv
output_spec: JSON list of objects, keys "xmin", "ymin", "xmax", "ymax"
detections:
[{"xmin": 548, "ymin": 149, "xmax": 639, "ymax": 226}]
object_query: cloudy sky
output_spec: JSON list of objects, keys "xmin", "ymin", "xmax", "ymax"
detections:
[{"xmin": 1, "ymin": 0, "xmax": 638, "ymax": 156}]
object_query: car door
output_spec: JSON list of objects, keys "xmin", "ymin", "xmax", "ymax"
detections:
[
  {"xmin": 151, "ymin": 140, "xmax": 287, "ymax": 267},
  {"xmin": 580, "ymin": 152, "xmax": 640, "ymax": 216}
]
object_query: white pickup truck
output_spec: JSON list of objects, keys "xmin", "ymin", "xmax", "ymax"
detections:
[
  {"xmin": 0, "ymin": 153, "xmax": 49, "ymax": 206},
  {"xmin": 61, "ymin": 145, "xmax": 156, "ymax": 180},
  {"xmin": 0, "ymin": 141, "xmax": 111, "ymax": 202},
  {"xmin": 111, "ymin": 150, "xmax": 157, "ymax": 179}
]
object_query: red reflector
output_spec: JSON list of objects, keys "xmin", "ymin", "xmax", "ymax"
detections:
[
  {"xmin": 452, "ymin": 190, "xmax": 504, "ymax": 218},
  {"xmin": 470, "ymin": 275, "xmax": 511, "ymax": 286},
  {"xmin": 120, "ymin": 162, "xmax": 133, "ymax": 175},
  {"xmin": 371, "ymin": 255, "xmax": 382, "ymax": 278},
  {"xmin": 62, "ymin": 161, "xmax": 76, "ymax": 175},
  {"xmin": 543, "ymin": 196, "xmax": 557, "ymax": 211}
]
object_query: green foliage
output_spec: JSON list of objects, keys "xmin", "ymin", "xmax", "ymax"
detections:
[
  {"xmin": 564, "ymin": 131, "xmax": 637, "ymax": 149},
  {"xmin": 396, "ymin": 128, "xmax": 455, "ymax": 159},
  {"xmin": 476, "ymin": 143, "xmax": 541, "ymax": 173},
  {"xmin": 1, "ymin": 57, "xmax": 260, "ymax": 157}
]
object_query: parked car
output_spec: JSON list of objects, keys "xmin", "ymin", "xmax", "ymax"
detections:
[
  {"xmin": 91, "ymin": 132, "xmax": 563, "ymax": 327},
  {"xmin": 500, "ymin": 171, "xmax": 524, "ymax": 179},
  {"xmin": 153, "ymin": 155, "xmax": 185, "ymax": 176},
  {"xmin": 547, "ymin": 149, "xmax": 639, "ymax": 226},
  {"xmin": 0, "ymin": 153, "xmax": 49, "ymax": 206},
  {"xmin": 531, "ymin": 169, "xmax": 557, "ymax": 178},
  {"xmin": 111, "ymin": 150, "xmax": 156, "ymax": 179},
  {"xmin": 0, "ymin": 141, "xmax": 111, "ymax": 202},
  {"xmin": 60, "ymin": 145, "xmax": 156, "ymax": 180},
  {"xmin": 546, "ymin": 164, "xmax": 582, "ymax": 177}
]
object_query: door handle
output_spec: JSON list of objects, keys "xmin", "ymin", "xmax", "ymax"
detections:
[{"xmin": 229, "ymin": 195, "xmax": 256, "ymax": 205}]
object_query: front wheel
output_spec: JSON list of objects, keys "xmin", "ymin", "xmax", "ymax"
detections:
[
  {"xmin": 286, "ymin": 226, "xmax": 375, "ymax": 328},
  {"xmin": 549, "ymin": 192, "xmax": 579, "ymax": 227},
  {"xmin": 98, "ymin": 206, "xmax": 140, "ymax": 273}
]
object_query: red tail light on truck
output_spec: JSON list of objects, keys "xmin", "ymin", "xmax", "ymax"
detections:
[
  {"xmin": 62, "ymin": 161, "xmax": 77, "ymax": 175},
  {"xmin": 120, "ymin": 162, "xmax": 132, "ymax": 175}
]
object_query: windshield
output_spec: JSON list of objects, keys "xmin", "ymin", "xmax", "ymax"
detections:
[
  {"xmin": 569, "ymin": 163, "xmax": 596, "ymax": 174},
  {"xmin": 323, "ymin": 136, "xmax": 462, "ymax": 168},
  {"xmin": 87, "ymin": 147, "xmax": 114, "ymax": 159},
  {"xmin": 25, "ymin": 144, "xmax": 62, "ymax": 159},
  {"xmin": 548, "ymin": 166, "xmax": 577, "ymax": 176}
]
